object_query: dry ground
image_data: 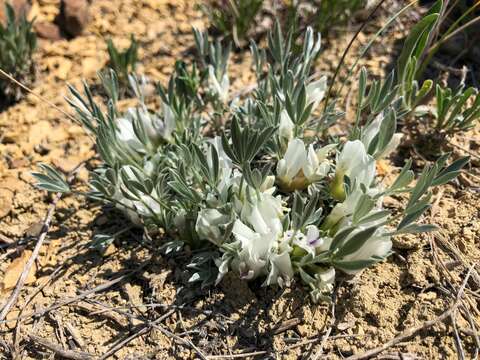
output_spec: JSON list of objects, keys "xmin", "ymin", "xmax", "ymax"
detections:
[{"xmin": 1, "ymin": 0, "xmax": 480, "ymax": 359}]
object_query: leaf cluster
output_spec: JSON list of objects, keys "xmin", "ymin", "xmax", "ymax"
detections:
[{"xmin": 0, "ymin": 3, "xmax": 37, "ymax": 101}]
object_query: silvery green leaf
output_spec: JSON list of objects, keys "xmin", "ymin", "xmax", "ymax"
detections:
[
  {"xmin": 188, "ymin": 272, "xmax": 201, "ymax": 283},
  {"xmin": 397, "ymin": 13, "xmax": 439, "ymax": 80},
  {"xmin": 352, "ymin": 193, "xmax": 375, "ymax": 224},
  {"xmin": 333, "ymin": 258, "xmax": 380, "ymax": 272},
  {"xmin": 333, "ymin": 226, "xmax": 379, "ymax": 259},
  {"xmin": 32, "ymin": 164, "xmax": 70, "ymax": 193},
  {"xmin": 392, "ymin": 223, "xmax": 438, "ymax": 235},
  {"xmin": 387, "ymin": 159, "xmax": 414, "ymax": 193},
  {"xmin": 356, "ymin": 210, "xmax": 390, "ymax": 226},
  {"xmin": 298, "ymin": 267, "xmax": 315, "ymax": 285},
  {"xmin": 90, "ymin": 234, "xmax": 115, "ymax": 251},
  {"xmin": 397, "ymin": 203, "xmax": 431, "ymax": 230},
  {"xmin": 329, "ymin": 226, "xmax": 356, "ymax": 252},
  {"xmin": 431, "ymin": 156, "xmax": 469, "ymax": 186},
  {"xmin": 160, "ymin": 240, "xmax": 185, "ymax": 255}
]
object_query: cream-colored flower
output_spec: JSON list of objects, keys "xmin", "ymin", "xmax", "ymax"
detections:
[
  {"xmin": 279, "ymin": 110, "xmax": 294, "ymax": 141},
  {"xmin": 330, "ymin": 140, "xmax": 375, "ymax": 201},
  {"xmin": 306, "ymin": 76, "xmax": 327, "ymax": 110},
  {"xmin": 277, "ymin": 139, "xmax": 333, "ymax": 191},
  {"xmin": 195, "ymin": 209, "xmax": 230, "ymax": 245},
  {"xmin": 362, "ymin": 113, "xmax": 403, "ymax": 159},
  {"xmin": 208, "ymin": 65, "xmax": 229, "ymax": 103}
]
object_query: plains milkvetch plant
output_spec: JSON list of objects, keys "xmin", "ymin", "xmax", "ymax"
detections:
[{"xmin": 34, "ymin": 21, "xmax": 469, "ymax": 302}]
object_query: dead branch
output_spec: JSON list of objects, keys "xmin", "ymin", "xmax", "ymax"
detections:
[
  {"xmin": 98, "ymin": 309, "xmax": 175, "ymax": 360},
  {"xmin": 73, "ymin": 301, "xmax": 128, "ymax": 328},
  {"xmin": 28, "ymin": 334, "xmax": 94, "ymax": 360}
]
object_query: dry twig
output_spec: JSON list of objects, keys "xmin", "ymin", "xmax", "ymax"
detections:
[
  {"xmin": 28, "ymin": 334, "xmax": 94, "ymax": 360},
  {"xmin": 73, "ymin": 301, "xmax": 128, "ymax": 328},
  {"xmin": 0, "ymin": 68, "xmax": 77, "ymax": 123},
  {"xmin": 98, "ymin": 309, "xmax": 175, "ymax": 360}
]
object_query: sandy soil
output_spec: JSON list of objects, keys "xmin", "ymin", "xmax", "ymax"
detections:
[{"xmin": 1, "ymin": 0, "xmax": 480, "ymax": 359}]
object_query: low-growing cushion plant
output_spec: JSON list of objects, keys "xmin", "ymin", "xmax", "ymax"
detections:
[
  {"xmin": 34, "ymin": 15, "xmax": 470, "ymax": 302},
  {"xmin": 0, "ymin": 3, "xmax": 37, "ymax": 103}
]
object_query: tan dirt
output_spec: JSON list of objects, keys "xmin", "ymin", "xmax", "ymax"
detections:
[{"xmin": 0, "ymin": 0, "xmax": 479, "ymax": 359}]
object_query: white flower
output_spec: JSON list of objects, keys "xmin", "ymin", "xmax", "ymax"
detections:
[
  {"xmin": 208, "ymin": 65, "xmax": 229, "ymax": 103},
  {"xmin": 231, "ymin": 220, "xmax": 274, "ymax": 280},
  {"xmin": 116, "ymin": 116, "xmax": 143, "ymax": 150},
  {"xmin": 279, "ymin": 110, "xmax": 294, "ymax": 141},
  {"xmin": 291, "ymin": 225, "xmax": 332, "ymax": 256},
  {"xmin": 266, "ymin": 250, "xmax": 294, "ymax": 287},
  {"xmin": 206, "ymin": 136, "xmax": 234, "ymax": 195},
  {"xmin": 306, "ymin": 76, "xmax": 327, "ymax": 110},
  {"xmin": 229, "ymin": 193, "xmax": 293, "ymax": 285},
  {"xmin": 310, "ymin": 267, "xmax": 336, "ymax": 302},
  {"xmin": 259, "ymin": 175, "xmax": 276, "ymax": 194},
  {"xmin": 361, "ymin": 113, "xmax": 403, "ymax": 159},
  {"xmin": 322, "ymin": 185, "xmax": 385, "ymax": 232},
  {"xmin": 322, "ymin": 188, "xmax": 362, "ymax": 231},
  {"xmin": 276, "ymin": 139, "xmax": 333, "ymax": 191},
  {"xmin": 115, "ymin": 105, "xmax": 175, "ymax": 151},
  {"xmin": 195, "ymin": 209, "xmax": 230, "ymax": 245},
  {"xmin": 317, "ymin": 267, "xmax": 335, "ymax": 285},
  {"xmin": 330, "ymin": 140, "xmax": 375, "ymax": 201},
  {"xmin": 241, "ymin": 193, "xmax": 284, "ymax": 237}
]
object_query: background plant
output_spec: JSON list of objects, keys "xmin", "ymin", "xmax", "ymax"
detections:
[
  {"xmin": 303, "ymin": 0, "xmax": 373, "ymax": 35},
  {"xmin": 104, "ymin": 35, "xmax": 138, "ymax": 93},
  {"xmin": 0, "ymin": 3, "xmax": 37, "ymax": 103},
  {"xmin": 417, "ymin": 0, "xmax": 480, "ymax": 80},
  {"xmin": 393, "ymin": 0, "xmax": 480, "ymax": 141},
  {"xmin": 199, "ymin": 0, "xmax": 264, "ymax": 46}
]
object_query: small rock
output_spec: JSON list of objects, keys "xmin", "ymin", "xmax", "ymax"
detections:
[
  {"xmin": 4, "ymin": 310, "xmax": 20, "ymax": 329},
  {"xmin": 0, "ymin": 188, "xmax": 13, "ymax": 219},
  {"xmin": 0, "ymin": 249, "xmax": 37, "ymax": 293},
  {"xmin": 35, "ymin": 22, "xmax": 63, "ymax": 41},
  {"xmin": 52, "ymin": 156, "xmax": 81, "ymax": 173},
  {"xmin": 0, "ymin": 175, "xmax": 28, "ymax": 193},
  {"xmin": 9, "ymin": 158, "xmax": 29, "ymax": 169},
  {"xmin": 24, "ymin": 221, "xmax": 43, "ymax": 237},
  {"xmin": 0, "ymin": 0, "xmax": 30, "ymax": 26},
  {"xmin": 57, "ymin": 0, "xmax": 90, "ymax": 38},
  {"xmin": 95, "ymin": 215, "xmax": 109, "ymax": 226}
]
